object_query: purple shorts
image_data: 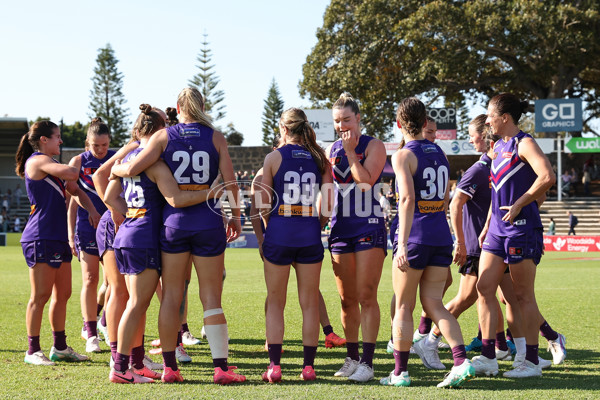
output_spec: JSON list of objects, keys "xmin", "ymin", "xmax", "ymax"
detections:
[
  {"xmin": 328, "ymin": 229, "xmax": 387, "ymax": 256},
  {"xmin": 482, "ymin": 229, "xmax": 543, "ymax": 265},
  {"xmin": 262, "ymin": 241, "xmax": 324, "ymax": 266},
  {"xmin": 114, "ymin": 247, "xmax": 161, "ymax": 275},
  {"xmin": 21, "ymin": 240, "xmax": 72, "ymax": 269},
  {"xmin": 458, "ymin": 256, "xmax": 480, "ymax": 275},
  {"xmin": 397, "ymin": 242, "xmax": 452, "ymax": 270},
  {"xmin": 161, "ymin": 225, "xmax": 226, "ymax": 257},
  {"xmin": 96, "ymin": 211, "xmax": 115, "ymax": 260},
  {"xmin": 75, "ymin": 229, "xmax": 99, "ymax": 257}
]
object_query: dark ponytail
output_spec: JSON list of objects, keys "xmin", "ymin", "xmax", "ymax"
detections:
[
  {"xmin": 15, "ymin": 120, "xmax": 58, "ymax": 178},
  {"xmin": 165, "ymin": 107, "xmax": 179, "ymax": 126},
  {"xmin": 280, "ymin": 108, "xmax": 328, "ymax": 174},
  {"xmin": 396, "ymin": 97, "xmax": 426, "ymax": 138}
]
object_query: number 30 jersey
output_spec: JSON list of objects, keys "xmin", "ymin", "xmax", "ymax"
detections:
[
  {"xmin": 162, "ymin": 123, "xmax": 221, "ymax": 231},
  {"xmin": 113, "ymin": 147, "xmax": 165, "ymax": 249},
  {"xmin": 403, "ymin": 139, "xmax": 452, "ymax": 246},
  {"xmin": 265, "ymin": 144, "xmax": 322, "ymax": 246}
]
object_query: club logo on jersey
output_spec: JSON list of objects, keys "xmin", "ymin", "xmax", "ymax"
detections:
[
  {"xmin": 330, "ymin": 157, "xmax": 341, "ymax": 165},
  {"xmin": 83, "ymin": 167, "xmax": 98, "ymax": 175},
  {"xmin": 502, "ymin": 152, "xmax": 513, "ymax": 158},
  {"xmin": 508, "ymin": 247, "xmax": 523, "ymax": 256}
]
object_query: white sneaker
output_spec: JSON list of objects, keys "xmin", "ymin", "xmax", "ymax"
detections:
[
  {"xmin": 24, "ymin": 351, "xmax": 56, "ymax": 366},
  {"xmin": 334, "ymin": 357, "xmax": 359, "ymax": 377},
  {"xmin": 380, "ymin": 370, "xmax": 411, "ymax": 387},
  {"xmin": 182, "ymin": 331, "xmax": 201, "ymax": 346},
  {"xmin": 386, "ymin": 340, "xmax": 394, "ymax": 354},
  {"xmin": 86, "ymin": 336, "xmax": 101, "ymax": 353},
  {"xmin": 98, "ymin": 317, "xmax": 108, "ymax": 341},
  {"xmin": 81, "ymin": 326, "xmax": 88, "ymax": 341},
  {"xmin": 538, "ymin": 356, "xmax": 552, "ymax": 369},
  {"xmin": 547, "ymin": 333, "xmax": 566, "ymax": 365},
  {"xmin": 471, "ymin": 355, "xmax": 499, "ymax": 376},
  {"xmin": 437, "ymin": 359, "xmax": 476, "ymax": 388},
  {"xmin": 495, "ymin": 348, "xmax": 512, "ymax": 361},
  {"xmin": 175, "ymin": 345, "xmax": 191, "ymax": 363},
  {"xmin": 348, "ymin": 363, "xmax": 374, "ymax": 383},
  {"xmin": 503, "ymin": 360, "xmax": 542, "ymax": 378},
  {"xmin": 143, "ymin": 354, "xmax": 163, "ymax": 370},
  {"xmin": 512, "ymin": 353, "xmax": 525, "ymax": 368},
  {"xmin": 413, "ymin": 329, "xmax": 427, "ymax": 343},
  {"xmin": 49, "ymin": 346, "xmax": 89, "ymax": 362},
  {"xmin": 413, "ymin": 337, "xmax": 445, "ymax": 370},
  {"xmin": 438, "ymin": 341, "xmax": 450, "ymax": 349},
  {"xmin": 200, "ymin": 325, "xmax": 207, "ymax": 339}
]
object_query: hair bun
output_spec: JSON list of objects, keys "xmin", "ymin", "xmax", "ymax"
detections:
[
  {"xmin": 339, "ymin": 92, "xmax": 354, "ymax": 101},
  {"xmin": 520, "ymin": 101, "xmax": 530, "ymax": 113},
  {"xmin": 139, "ymin": 104, "xmax": 152, "ymax": 115},
  {"xmin": 91, "ymin": 117, "xmax": 103, "ymax": 124}
]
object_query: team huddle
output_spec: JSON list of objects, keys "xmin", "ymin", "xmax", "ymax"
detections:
[{"xmin": 16, "ymin": 88, "xmax": 566, "ymax": 388}]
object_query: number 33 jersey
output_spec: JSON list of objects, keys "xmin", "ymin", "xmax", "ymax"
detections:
[
  {"xmin": 265, "ymin": 144, "xmax": 323, "ymax": 246},
  {"xmin": 162, "ymin": 123, "xmax": 222, "ymax": 231},
  {"xmin": 114, "ymin": 147, "xmax": 165, "ymax": 249},
  {"xmin": 403, "ymin": 139, "xmax": 452, "ymax": 246}
]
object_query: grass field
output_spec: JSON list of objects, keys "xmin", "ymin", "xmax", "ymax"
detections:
[{"xmin": 1, "ymin": 232, "xmax": 599, "ymax": 399}]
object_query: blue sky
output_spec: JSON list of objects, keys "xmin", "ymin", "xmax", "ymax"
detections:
[{"xmin": 0, "ymin": 0, "xmax": 331, "ymax": 145}]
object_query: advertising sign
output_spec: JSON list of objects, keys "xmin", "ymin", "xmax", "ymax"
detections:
[
  {"xmin": 564, "ymin": 137, "xmax": 600, "ymax": 153},
  {"xmin": 543, "ymin": 235, "xmax": 600, "ymax": 252},
  {"xmin": 384, "ymin": 138, "xmax": 555, "ymax": 156},
  {"xmin": 535, "ymin": 98, "xmax": 582, "ymax": 132},
  {"xmin": 303, "ymin": 109, "xmax": 336, "ymax": 142},
  {"xmin": 427, "ymin": 108, "xmax": 457, "ymax": 140}
]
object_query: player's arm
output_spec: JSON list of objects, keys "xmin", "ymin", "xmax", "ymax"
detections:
[
  {"xmin": 258, "ymin": 151, "xmax": 281, "ymax": 228},
  {"xmin": 318, "ymin": 166, "xmax": 334, "ymax": 227},
  {"xmin": 147, "ymin": 160, "xmax": 222, "ymax": 208},
  {"xmin": 67, "ymin": 196, "xmax": 78, "ymax": 256},
  {"xmin": 103, "ymin": 179, "xmax": 128, "ymax": 217},
  {"xmin": 392, "ymin": 149, "xmax": 416, "ymax": 271},
  {"xmin": 29, "ymin": 155, "xmax": 79, "ymax": 181},
  {"xmin": 450, "ymin": 191, "xmax": 470, "ymax": 266},
  {"xmin": 213, "ymin": 130, "xmax": 241, "ymax": 242},
  {"xmin": 347, "ymin": 138, "xmax": 386, "ymax": 187},
  {"xmin": 250, "ymin": 169, "xmax": 265, "ymax": 243},
  {"xmin": 65, "ymin": 181, "xmax": 101, "ymax": 228},
  {"xmin": 111, "ymin": 130, "xmax": 166, "ymax": 178},
  {"xmin": 93, "ymin": 141, "xmax": 139, "ymax": 202}
]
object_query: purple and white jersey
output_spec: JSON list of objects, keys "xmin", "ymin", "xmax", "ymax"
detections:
[
  {"xmin": 76, "ymin": 150, "xmax": 115, "ymax": 234},
  {"xmin": 113, "ymin": 148, "xmax": 165, "ymax": 249},
  {"xmin": 403, "ymin": 139, "xmax": 452, "ymax": 246},
  {"xmin": 456, "ymin": 154, "xmax": 492, "ymax": 256},
  {"xmin": 329, "ymin": 135, "xmax": 385, "ymax": 238},
  {"xmin": 21, "ymin": 152, "xmax": 68, "ymax": 243},
  {"xmin": 161, "ymin": 123, "xmax": 221, "ymax": 231},
  {"xmin": 488, "ymin": 131, "xmax": 543, "ymax": 236},
  {"xmin": 265, "ymin": 144, "xmax": 322, "ymax": 246}
]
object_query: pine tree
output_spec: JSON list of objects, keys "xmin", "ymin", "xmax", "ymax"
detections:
[
  {"xmin": 189, "ymin": 33, "xmax": 226, "ymax": 124},
  {"xmin": 261, "ymin": 78, "xmax": 284, "ymax": 146},
  {"xmin": 89, "ymin": 44, "xmax": 129, "ymax": 145}
]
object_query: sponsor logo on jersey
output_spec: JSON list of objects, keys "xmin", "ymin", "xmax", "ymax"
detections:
[
  {"xmin": 180, "ymin": 127, "xmax": 202, "ymax": 137},
  {"xmin": 508, "ymin": 247, "xmax": 523, "ymax": 256},
  {"xmin": 126, "ymin": 208, "xmax": 147, "ymax": 218},
  {"xmin": 30, "ymin": 204, "xmax": 36, "ymax": 215},
  {"xmin": 52, "ymin": 253, "xmax": 61, "ymax": 260},
  {"xmin": 422, "ymin": 144, "xmax": 438, "ymax": 153},
  {"xmin": 417, "ymin": 200, "xmax": 444, "ymax": 213},
  {"xmin": 368, "ymin": 218, "xmax": 379, "ymax": 224},
  {"xmin": 514, "ymin": 219, "xmax": 526, "ymax": 226},
  {"xmin": 502, "ymin": 151, "xmax": 513, "ymax": 158},
  {"xmin": 292, "ymin": 150, "xmax": 312, "ymax": 159},
  {"xmin": 178, "ymin": 184, "xmax": 210, "ymax": 191},
  {"xmin": 277, "ymin": 205, "xmax": 314, "ymax": 216}
]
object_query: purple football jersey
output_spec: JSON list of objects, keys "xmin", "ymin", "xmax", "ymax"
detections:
[
  {"xmin": 329, "ymin": 135, "xmax": 385, "ymax": 238},
  {"xmin": 161, "ymin": 123, "xmax": 221, "ymax": 231},
  {"xmin": 113, "ymin": 148, "xmax": 165, "ymax": 249},
  {"xmin": 76, "ymin": 150, "xmax": 115, "ymax": 234},
  {"xmin": 21, "ymin": 152, "xmax": 68, "ymax": 243},
  {"xmin": 488, "ymin": 131, "xmax": 543, "ymax": 236},
  {"xmin": 264, "ymin": 144, "xmax": 322, "ymax": 246},
  {"xmin": 402, "ymin": 139, "xmax": 452, "ymax": 246},
  {"xmin": 455, "ymin": 154, "xmax": 492, "ymax": 256}
]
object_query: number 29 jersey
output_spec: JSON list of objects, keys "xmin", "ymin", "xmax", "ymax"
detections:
[
  {"xmin": 403, "ymin": 139, "xmax": 452, "ymax": 246},
  {"xmin": 264, "ymin": 144, "xmax": 322, "ymax": 246},
  {"xmin": 113, "ymin": 147, "xmax": 165, "ymax": 249},
  {"xmin": 162, "ymin": 123, "xmax": 221, "ymax": 231}
]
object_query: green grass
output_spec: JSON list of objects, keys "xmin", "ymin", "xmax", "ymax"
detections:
[{"xmin": 1, "ymin": 239, "xmax": 599, "ymax": 399}]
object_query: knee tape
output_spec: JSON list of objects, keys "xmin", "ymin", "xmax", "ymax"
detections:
[{"xmin": 204, "ymin": 308, "xmax": 224, "ymax": 318}]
